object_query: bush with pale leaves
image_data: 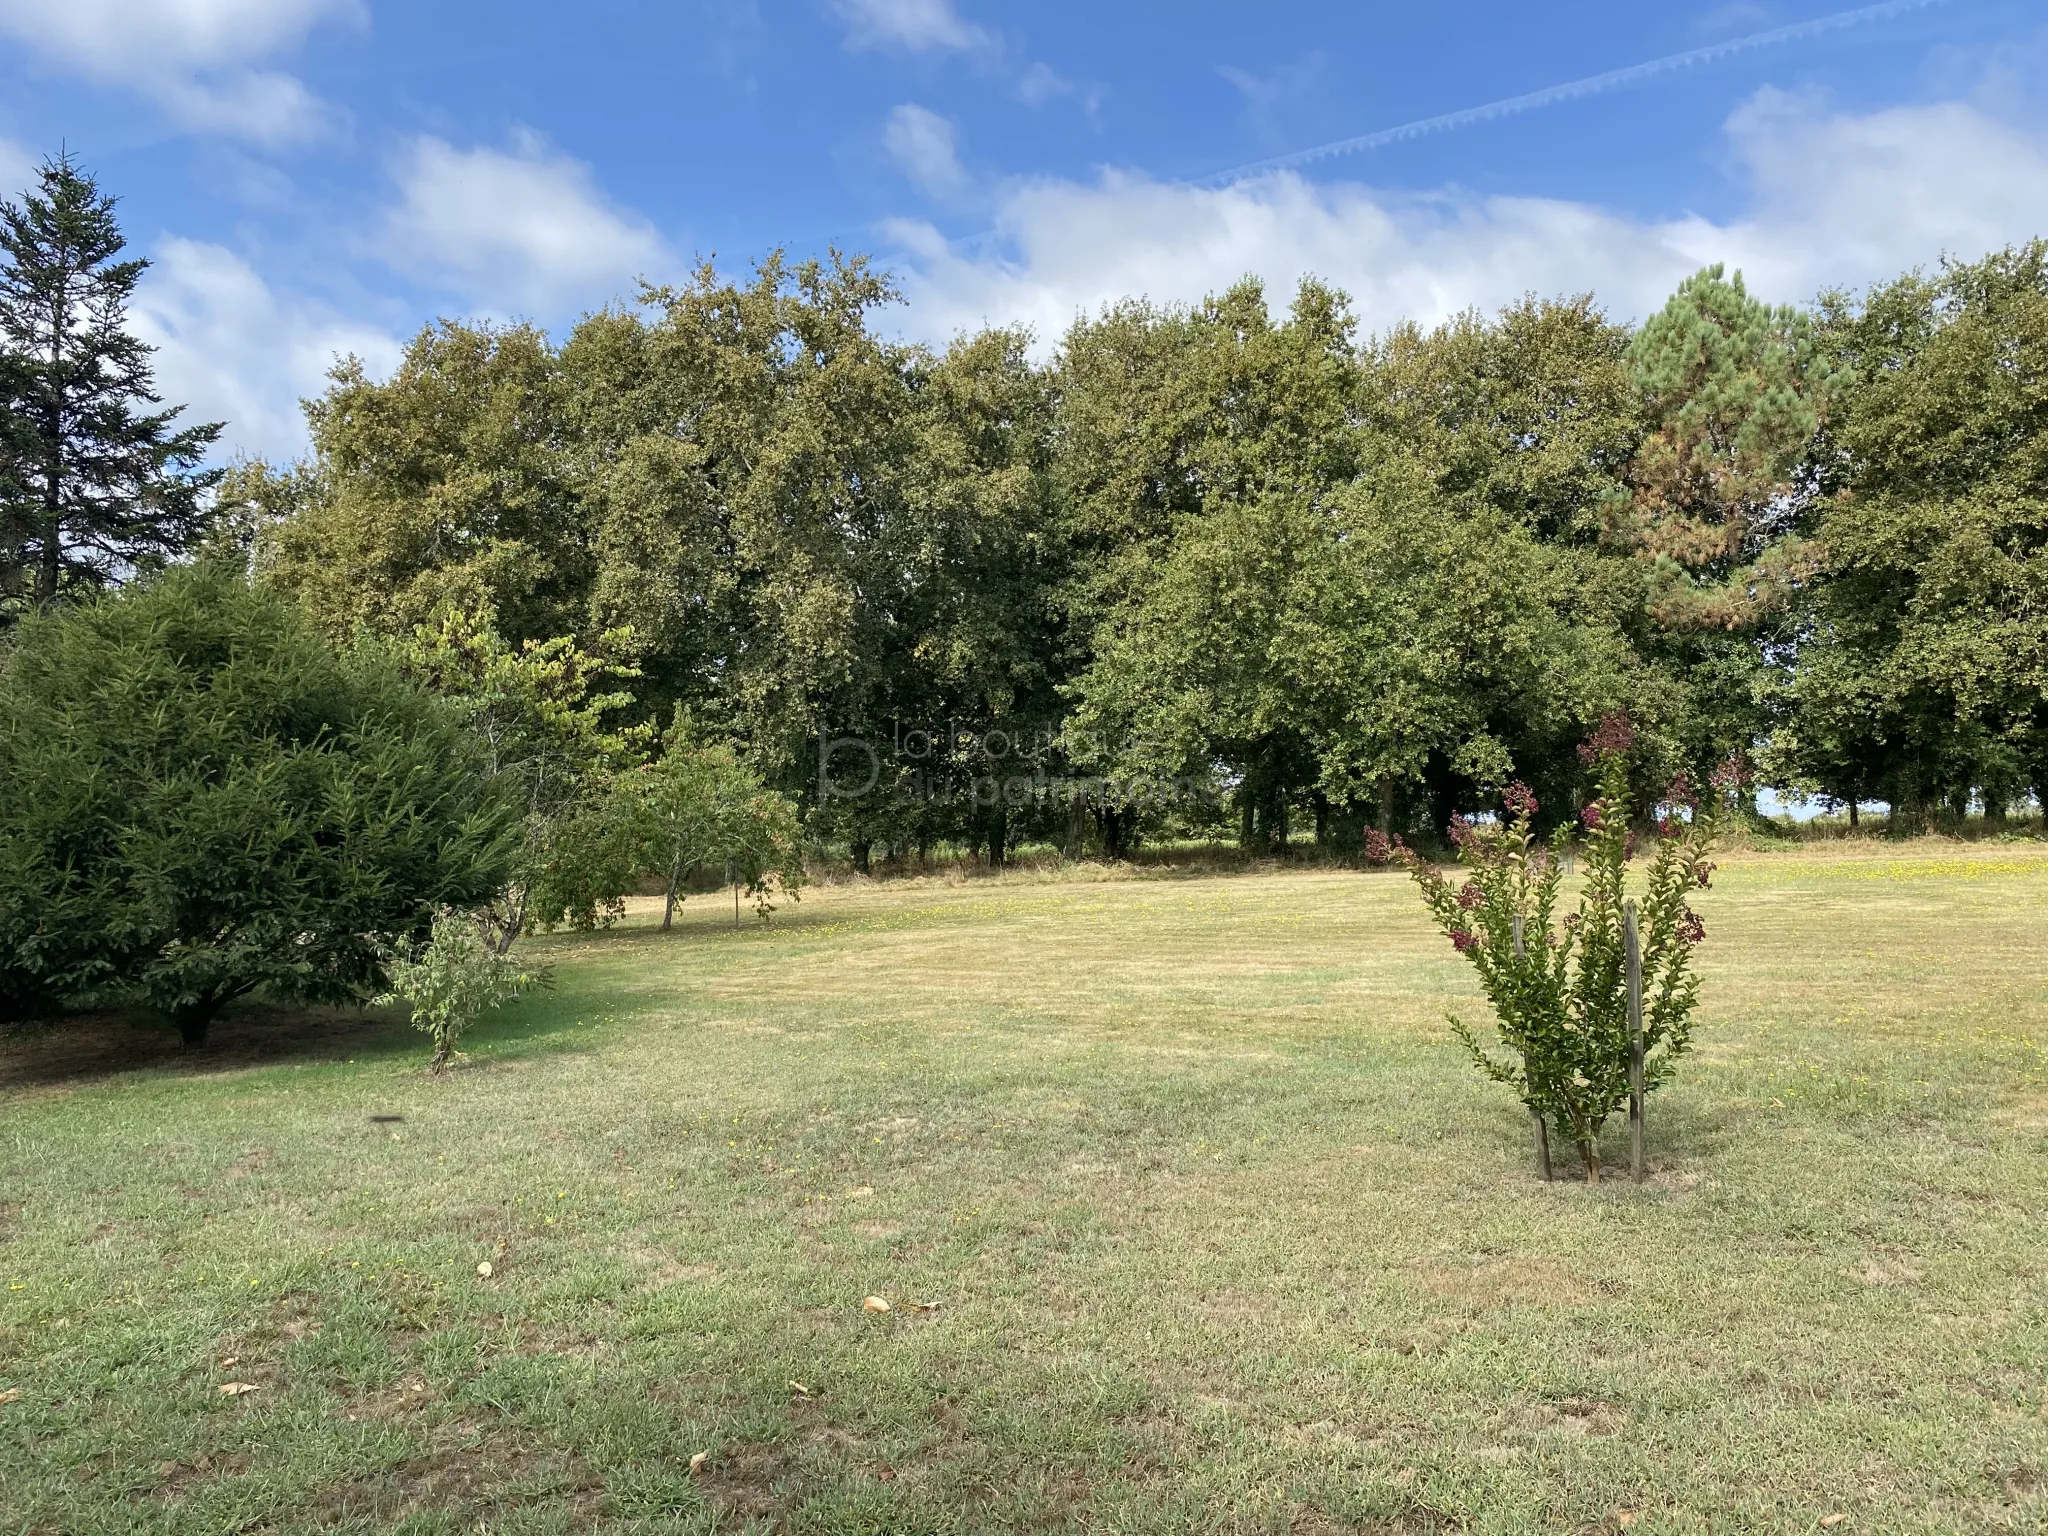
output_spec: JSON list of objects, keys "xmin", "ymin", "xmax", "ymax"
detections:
[{"xmin": 377, "ymin": 910, "xmax": 545, "ymax": 1070}]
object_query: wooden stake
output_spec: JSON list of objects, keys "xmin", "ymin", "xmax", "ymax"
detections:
[
  {"xmin": 1515, "ymin": 914, "xmax": 1551, "ymax": 1182},
  {"xmin": 1624, "ymin": 898, "xmax": 1645, "ymax": 1183}
]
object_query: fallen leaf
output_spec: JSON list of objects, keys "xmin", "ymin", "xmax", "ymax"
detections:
[
  {"xmin": 218, "ymin": 1382, "xmax": 260, "ymax": 1396},
  {"xmin": 475, "ymin": 1261, "xmax": 493, "ymax": 1278},
  {"xmin": 0, "ymin": 1388, "xmax": 19, "ymax": 1405},
  {"xmin": 788, "ymin": 1380, "xmax": 812, "ymax": 1396},
  {"xmin": 1614, "ymin": 1514, "xmax": 1638, "ymax": 1531},
  {"xmin": 862, "ymin": 1295, "xmax": 891, "ymax": 1313},
  {"xmin": 218, "ymin": 1357, "xmax": 238, "ymax": 1369},
  {"xmin": 1820, "ymin": 1518, "xmax": 1847, "ymax": 1530},
  {"xmin": 906, "ymin": 1301, "xmax": 943, "ymax": 1314},
  {"xmin": 688, "ymin": 1450, "xmax": 709, "ymax": 1474},
  {"xmin": 846, "ymin": 1186, "xmax": 874, "ymax": 1197}
]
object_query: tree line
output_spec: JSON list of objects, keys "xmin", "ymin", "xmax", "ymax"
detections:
[
  {"xmin": 4, "ymin": 152, "xmax": 2047, "ymax": 940},
  {"xmin": 206, "ymin": 242, "xmax": 2043, "ymax": 860}
]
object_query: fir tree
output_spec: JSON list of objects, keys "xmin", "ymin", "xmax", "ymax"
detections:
[{"xmin": 0, "ymin": 153, "xmax": 221, "ymax": 617}]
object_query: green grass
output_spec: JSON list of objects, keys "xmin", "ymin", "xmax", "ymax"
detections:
[{"xmin": 3, "ymin": 841, "xmax": 2046, "ymax": 1535}]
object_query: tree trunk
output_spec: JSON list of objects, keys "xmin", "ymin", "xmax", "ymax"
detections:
[
  {"xmin": 34, "ymin": 518, "xmax": 59, "ymax": 606},
  {"xmin": 173, "ymin": 990, "xmax": 232, "ymax": 1048},
  {"xmin": 663, "ymin": 856, "xmax": 683, "ymax": 931},
  {"xmin": 1377, "ymin": 776, "xmax": 1394, "ymax": 837},
  {"xmin": 989, "ymin": 806, "xmax": 1007, "ymax": 868},
  {"xmin": 1095, "ymin": 805, "xmax": 1130, "ymax": 861},
  {"xmin": 490, "ymin": 890, "xmax": 528, "ymax": 955},
  {"xmin": 851, "ymin": 839, "xmax": 871, "ymax": 875},
  {"xmin": 1312, "ymin": 791, "xmax": 1329, "ymax": 848},
  {"xmin": 1848, "ymin": 800, "xmax": 1859, "ymax": 830}
]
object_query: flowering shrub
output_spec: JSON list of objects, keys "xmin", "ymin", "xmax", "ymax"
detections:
[{"xmin": 1401, "ymin": 713, "xmax": 1733, "ymax": 1180}]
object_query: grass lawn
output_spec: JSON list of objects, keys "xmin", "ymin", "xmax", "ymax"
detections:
[{"xmin": 2, "ymin": 840, "xmax": 2045, "ymax": 1535}]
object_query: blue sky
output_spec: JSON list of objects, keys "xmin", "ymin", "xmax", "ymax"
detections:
[{"xmin": 2, "ymin": 0, "xmax": 2045, "ymax": 461}]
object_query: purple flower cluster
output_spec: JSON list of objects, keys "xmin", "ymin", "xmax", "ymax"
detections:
[
  {"xmin": 1362, "ymin": 829, "xmax": 1394, "ymax": 865},
  {"xmin": 1448, "ymin": 817, "xmax": 1479, "ymax": 853},
  {"xmin": 1450, "ymin": 929, "xmax": 1479, "ymax": 953},
  {"xmin": 1579, "ymin": 803, "xmax": 1603, "ymax": 830},
  {"xmin": 1677, "ymin": 909, "xmax": 1706, "ymax": 946},
  {"xmin": 1576, "ymin": 710, "xmax": 1636, "ymax": 765},
  {"xmin": 1456, "ymin": 881, "xmax": 1484, "ymax": 910},
  {"xmin": 1696, "ymin": 861, "xmax": 1716, "ymax": 890},
  {"xmin": 1666, "ymin": 771, "xmax": 1695, "ymax": 809},
  {"xmin": 1502, "ymin": 781, "xmax": 1539, "ymax": 819},
  {"xmin": 1710, "ymin": 752, "xmax": 1748, "ymax": 793}
]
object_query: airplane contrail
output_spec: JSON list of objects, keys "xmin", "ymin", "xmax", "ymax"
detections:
[{"xmin": 1197, "ymin": 0, "xmax": 1963, "ymax": 188}]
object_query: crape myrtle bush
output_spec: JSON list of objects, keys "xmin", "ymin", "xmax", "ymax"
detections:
[
  {"xmin": 1395, "ymin": 712, "xmax": 1735, "ymax": 1180},
  {"xmin": 0, "ymin": 565, "xmax": 520, "ymax": 1041}
]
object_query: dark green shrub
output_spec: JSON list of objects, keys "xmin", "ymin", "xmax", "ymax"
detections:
[{"xmin": 0, "ymin": 564, "xmax": 519, "ymax": 1042}]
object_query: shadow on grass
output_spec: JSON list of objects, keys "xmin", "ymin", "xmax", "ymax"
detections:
[
  {"xmin": 0, "ymin": 985, "xmax": 615, "ymax": 1090},
  {"xmin": 0, "ymin": 1003, "xmax": 402, "ymax": 1089}
]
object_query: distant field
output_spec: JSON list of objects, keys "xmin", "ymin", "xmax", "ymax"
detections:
[{"xmin": 3, "ymin": 840, "xmax": 2045, "ymax": 1535}]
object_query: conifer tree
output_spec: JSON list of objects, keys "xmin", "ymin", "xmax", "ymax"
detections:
[{"xmin": 0, "ymin": 153, "xmax": 221, "ymax": 617}]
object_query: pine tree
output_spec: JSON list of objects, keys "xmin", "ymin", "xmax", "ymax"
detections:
[{"xmin": 0, "ymin": 153, "xmax": 221, "ymax": 617}]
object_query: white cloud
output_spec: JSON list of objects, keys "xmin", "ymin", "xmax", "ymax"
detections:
[
  {"xmin": 1701, "ymin": 89, "xmax": 2048, "ymax": 296},
  {"xmin": 1016, "ymin": 63, "xmax": 1069, "ymax": 107},
  {"xmin": 1694, "ymin": 1, "xmax": 1772, "ymax": 37},
  {"xmin": 381, "ymin": 132, "xmax": 671, "ymax": 315},
  {"xmin": 888, "ymin": 92, "xmax": 2048, "ymax": 348},
  {"xmin": 133, "ymin": 237, "xmax": 401, "ymax": 461},
  {"xmin": 1216, "ymin": 53, "xmax": 1329, "ymax": 139},
  {"xmin": 884, "ymin": 104, "xmax": 969, "ymax": 198},
  {"xmin": 0, "ymin": 136, "xmax": 38, "ymax": 199},
  {"xmin": 831, "ymin": 0, "xmax": 989, "ymax": 53},
  {"xmin": 0, "ymin": 0, "xmax": 360, "ymax": 144}
]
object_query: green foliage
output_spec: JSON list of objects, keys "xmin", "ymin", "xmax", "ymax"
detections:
[
  {"xmin": 0, "ymin": 564, "xmax": 518, "ymax": 1039},
  {"xmin": 261, "ymin": 322, "xmax": 576, "ymax": 644},
  {"xmin": 625, "ymin": 715, "xmax": 806, "ymax": 929},
  {"xmin": 0, "ymin": 153, "xmax": 221, "ymax": 618},
  {"xmin": 391, "ymin": 605, "xmax": 644, "ymax": 943},
  {"xmin": 1789, "ymin": 241, "xmax": 2048, "ymax": 823},
  {"xmin": 1403, "ymin": 717, "xmax": 1725, "ymax": 1179},
  {"xmin": 246, "ymin": 240, "xmax": 2048, "ymax": 857},
  {"xmin": 1621, "ymin": 264, "xmax": 1833, "ymax": 631},
  {"xmin": 376, "ymin": 908, "xmax": 546, "ymax": 1070}
]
